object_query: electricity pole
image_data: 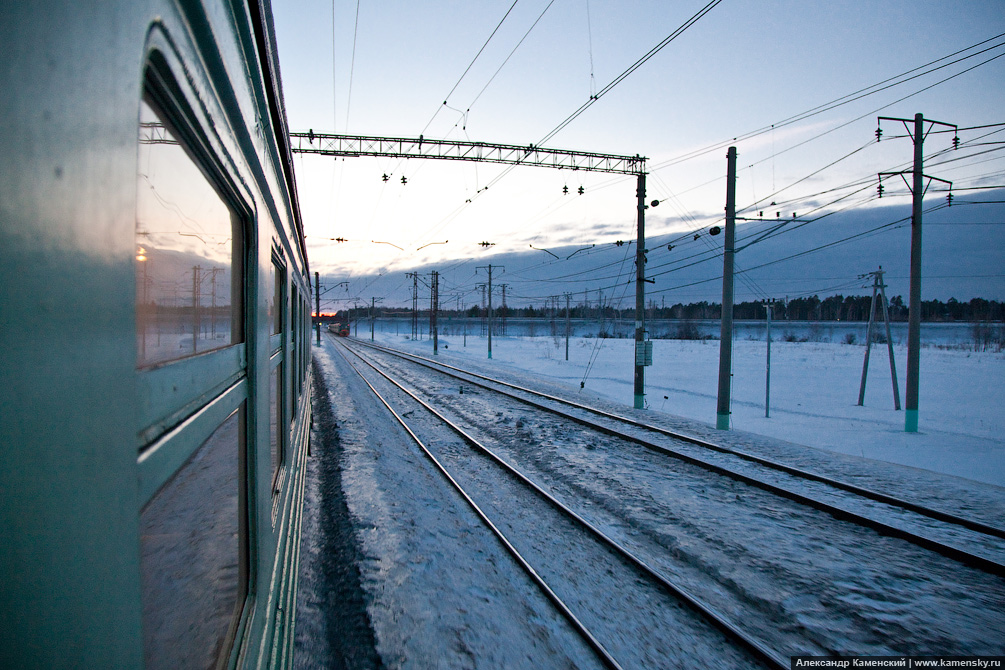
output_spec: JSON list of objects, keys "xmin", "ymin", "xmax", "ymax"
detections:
[
  {"xmin": 877, "ymin": 114, "xmax": 955, "ymax": 432},
  {"xmin": 716, "ymin": 147, "xmax": 737, "ymax": 430},
  {"xmin": 314, "ymin": 272, "xmax": 320, "ymax": 344},
  {"xmin": 406, "ymin": 272, "xmax": 418, "ymax": 340},
  {"xmin": 565, "ymin": 293, "xmax": 571, "ymax": 361},
  {"xmin": 430, "ymin": 271, "xmax": 439, "ymax": 355},
  {"xmin": 764, "ymin": 300, "xmax": 772, "ymax": 418},
  {"xmin": 369, "ymin": 297, "xmax": 383, "ymax": 342},
  {"xmin": 205, "ymin": 267, "xmax": 223, "ymax": 339},
  {"xmin": 634, "ymin": 172, "xmax": 649, "ymax": 409},
  {"xmin": 477, "ymin": 264, "xmax": 501, "ymax": 359},
  {"xmin": 499, "ymin": 284, "xmax": 508, "ymax": 336},
  {"xmin": 192, "ymin": 265, "xmax": 201, "ymax": 352}
]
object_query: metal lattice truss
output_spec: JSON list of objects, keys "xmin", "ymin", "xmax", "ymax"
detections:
[
  {"xmin": 289, "ymin": 132, "xmax": 646, "ymax": 175},
  {"xmin": 139, "ymin": 122, "xmax": 178, "ymax": 145}
]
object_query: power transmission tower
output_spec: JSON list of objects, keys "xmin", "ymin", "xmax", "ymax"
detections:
[
  {"xmin": 716, "ymin": 147, "xmax": 738, "ymax": 429},
  {"xmin": 877, "ymin": 113, "xmax": 955, "ymax": 432},
  {"xmin": 857, "ymin": 267, "xmax": 901, "ymax": 410}
]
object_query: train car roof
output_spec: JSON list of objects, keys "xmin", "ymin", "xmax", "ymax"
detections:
[{"xmin": 248, "ymin": 0, "xmax": 309, "ymax": 279}]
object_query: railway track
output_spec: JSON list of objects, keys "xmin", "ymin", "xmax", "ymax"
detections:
[
  {"xmin": 343, "ymin": 337, "xmax": 1005, "ymax": 578},
  {"xmin": 332, "ymin": 336, "xmax": 789, "ymax": 669},
  {"xmin": 329, "ymin": 335, "xmax": 1005, "ymax": 656}
]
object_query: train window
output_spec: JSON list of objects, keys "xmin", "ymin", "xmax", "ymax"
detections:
[
  {"xmin": 300, "ymin": 296, "xmax": 307, "ymax": 391},
  {"xmin": 135, "ymin": 93, "xmax": 243, "ymax": 368},
  {"xmin": 140, "ymin": 406, "xmax": 247, "ymax": 669},
  {"xmin": 291, "ymin": 289, "xmax": 298, "ymax": 346},
  {"xmin": 270, "ymin": 256, "xmax": 284, "ymax": 337},
  {"xmin": 270, "ymin": 359, "xmax": 284, "ymax": 491},
  {"xmin": 290, "ymin": 288, "xmax": 300, "ymax": 415}
]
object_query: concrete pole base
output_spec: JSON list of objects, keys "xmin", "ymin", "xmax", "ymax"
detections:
[
  {"xmin": 634, "ymin": 394, "xmax": 645, "ymax": 410},
  {"xmin": 716, "ymin": 413, "xmax": 730, "ymax": 430},
  {"xmin": 905, "ymin": 409, "xmax": 919, "ymax": 433}
]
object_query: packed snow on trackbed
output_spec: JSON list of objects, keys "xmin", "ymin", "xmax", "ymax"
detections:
[{"xmin": 365, "ymin": 329, "xmax": 1005, "ymax": 488}]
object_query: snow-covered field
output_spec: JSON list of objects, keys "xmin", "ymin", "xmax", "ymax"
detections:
[{"xmin": 367, "ymin": 329, "xmax": 1005, "ymax": 488}]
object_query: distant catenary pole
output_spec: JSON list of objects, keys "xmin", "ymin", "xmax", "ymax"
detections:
[{"xmin": 716, "ymin": 147, "xmax": 737, "ymax": 430}]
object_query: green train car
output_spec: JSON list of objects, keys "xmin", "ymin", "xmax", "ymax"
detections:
[{"xmin": 1, "ymin": 1, "xmax": 312, "ymax": 667}]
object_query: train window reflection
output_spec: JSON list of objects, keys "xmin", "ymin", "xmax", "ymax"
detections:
[
  {"xmin": 140, "ymin": 407, "xmax": 247, "ymax": 669},
  {"xmin": 136, "ymin": 94, "xmax": 243, "ymax": 368}
]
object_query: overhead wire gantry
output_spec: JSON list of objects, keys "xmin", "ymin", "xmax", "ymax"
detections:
[
  {"xmin": 290, "ymin": 131, "xmax": 645, "ymax": 175},
  {"xmin": 291, "ymin": 130, "xmax": 654, "ymax": 409}
]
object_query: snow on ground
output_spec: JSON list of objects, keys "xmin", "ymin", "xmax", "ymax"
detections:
[
  {"xmin": 303, "ymin": 341, "xmax": 606, "ymax": 669},
  {"xmin": 367, "ymin": 329, "xmax": 1005, "ymax": 488}
]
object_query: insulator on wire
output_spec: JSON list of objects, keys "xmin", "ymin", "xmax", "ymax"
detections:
[
  {"xmin": 578, "ymin": 186, "xmax": 585, "ymax": 195},
  {"xmin": 382, "ymin": 173, "xmax": 389, "ymax": 182},
  {"xmin": 878, "ymin": 182, "xmax": 885, "ymax": 198},
  {"xmin": 947, "ymin": 192, "xmax": 954, "ymax": 206},
  {"xmin": 562, "ymin": 185, "xmax": 569, "ymax": 194},
  {"xmin": 875, "ymin": 127, "xmax": 882, "ymax": 142},
  {"xmin": 953, "ymin": 135, "xmax": 960, "ymax": 150},
  {"xmin": 401, "ymin": 176, "xmax": 407, "ymax": 185}
]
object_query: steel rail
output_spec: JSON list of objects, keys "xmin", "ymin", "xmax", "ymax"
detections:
[
  {"xmin": 345, "ymin": 338, "xmax": 1005, "ymax": 578},
  {"xmin": 351, "ymin": 338, "xmax": 1005, "ymax": 539},
  {"xmin": 332, "ymin": 341, "xmax": 624, "ymax": 670},
  {"xmin": 334, "ymin": 336, "xmax": 789, "ymax": 670}
]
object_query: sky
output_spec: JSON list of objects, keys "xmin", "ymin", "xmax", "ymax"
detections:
[{"xmin": 271, "ymin": 0, "xmax": 1005, "ymax": 308}]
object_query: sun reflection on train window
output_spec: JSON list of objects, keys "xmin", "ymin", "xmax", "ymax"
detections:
[{"xmin": 136, "ymin": 94, "xmax": 243, "ymax": 368}]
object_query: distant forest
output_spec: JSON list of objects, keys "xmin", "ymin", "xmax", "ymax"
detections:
[
  {"xmin": 643, "ymin": 295, "xmax": 1004, "ymax": 322},
  {"xmin": 423, "ymin": 295, "xmax": 1005, "ymax": 322}
]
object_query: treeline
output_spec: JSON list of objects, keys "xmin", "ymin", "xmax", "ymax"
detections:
[
  {"xmin": 667, "ymin": 295, "xmax": 1005, "ymax": 322},
  {"xmin": 391, "ymin": 295, "xmax": 1004, "ymax": 322}
]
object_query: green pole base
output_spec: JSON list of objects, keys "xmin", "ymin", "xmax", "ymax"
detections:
[
  {"xmin": 905, "ymin": 409, "xmax": 919, "ymax": 433},
  {"xmin": 488, "ymin": 351, "xmax": 492, "ymax": 360},
  {"xmin": 716, "ymin": 412, "xmax": 730, "ymax": 430},
  {"xmin": 634, "ymin": 394, "xmax": 645, "ymax": 410}
]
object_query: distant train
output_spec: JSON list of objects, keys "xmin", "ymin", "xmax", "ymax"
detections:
[
  {"xmin": 1, "ymin": 1, "xmax": 312, "ymax": 668},
  {"xmin": 328, "ymin": 323, "xmax": 350, "ymax": 336}
]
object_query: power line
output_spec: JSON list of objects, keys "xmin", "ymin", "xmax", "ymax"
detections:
[
  {"xmin": 420, "ymin": 0, "xmax": 521, "ymax": 136},
  {"xmin": 652, "ymin": 32, "xmax": 1005, "ymax": 171},
  {"xmin": 538, "ymin": 0, "xmax": 723, "ymax": 147},
  {"xmin": 463, "ymin": 0, "xmax": 557, "ymax": 115},
  {"xmin": 344, "ymin": 0, "xmax": 362, "ymax": 132},
  {"xmin": 468, "ymin": 0, "xmax": 722, "ymax": 198}
]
